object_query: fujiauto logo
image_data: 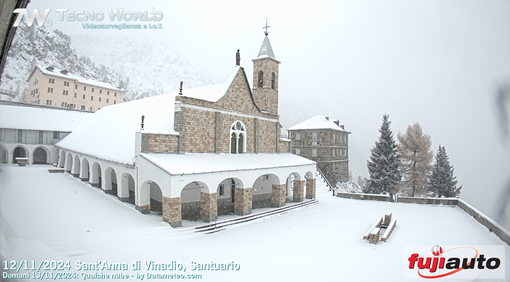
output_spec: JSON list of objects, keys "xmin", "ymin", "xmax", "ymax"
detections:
[
  {"xmin": 13, "ymin": 8, "xmax": 163, "ymax": 28},
  {"xmin": 404, "ymin": 245, "xmax": 505, "ymax": 279}
]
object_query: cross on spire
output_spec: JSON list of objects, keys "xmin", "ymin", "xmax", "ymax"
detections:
[{"xmin": 263, "ymin": 19, "xmax": 270, "ymax": 36}]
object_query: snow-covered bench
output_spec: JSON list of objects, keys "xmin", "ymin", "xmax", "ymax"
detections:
[{"xmin": 363, "ymin": 212, "xmax": 397, "ymax": 244}]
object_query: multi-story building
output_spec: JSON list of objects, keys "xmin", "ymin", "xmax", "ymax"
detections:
[
  {"xmin": 26, "ymin": 65, "xmax": 125, "ymax": 112},
  {"xmin": 288, "ymin": 115, "xmax": 351, "ymax": 185}
]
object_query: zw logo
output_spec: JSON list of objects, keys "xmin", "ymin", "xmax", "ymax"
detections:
[
  {"xmin": 405, "ymin": 245, "xmax": 505, "ymax": 279},
  {"xmin": 13, "ymin": 9, "xmax": 51, "ymax": 27}
]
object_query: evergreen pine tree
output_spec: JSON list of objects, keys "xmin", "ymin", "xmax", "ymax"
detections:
[
  {"xmin": 427, "ymin": 146, "xmax": 461, "ymax": 197},
  {"xmin": 364, "ymin": 114, "xmax": 401, "ymax": 196}
]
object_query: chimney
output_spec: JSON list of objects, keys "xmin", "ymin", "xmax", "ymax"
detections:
[
  {"xmin": 340, "ymin": 125, "xmax": 345, "ymax": 130},
  {"xmin": 141, "ymin": 115, "xmax": 145, "ymax": 130},
  {"xmin": 325, "ymin": 116, "xmax": 329, "ymax": 121},
  {"xmin": 333, "ymin": 119, "xmax": 340, "ymax": 126},
  {"xmin": 179, "ymin": 81, "xmax": 183, "ymax": 95}
]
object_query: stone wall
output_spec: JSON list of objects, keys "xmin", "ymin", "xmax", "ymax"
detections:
[
  {"xmin": 163, "ymin": 197, "xmax": 182, "ymax": 227},
  {"xmin": 217, "ymin": 198, "xmax": 234, "ymax": 215},
  {"xmin": 184, "ymin": 108, "xmax": 216, "ymax": 153},
  {"xmin": 181, "ymin": 201, "xmax": 201, "ymax": 221},
  {"xmin": 235, "ymin": 187, "xmax": 252, "ymax": 215},
  {"xmin": 252, "ymin": 193, "xmax": 271, "ymax": 209},
  {"xmin": 252, "ymin": 58, "xmax": 279, "ymax": 115},
  {"xmin": 142, "ymin": 133, "xmax": 178, "ymax": 153}
]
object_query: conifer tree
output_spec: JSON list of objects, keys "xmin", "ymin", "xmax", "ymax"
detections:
[
  {"xmin": 427, "ymin": 146, "xmax": 461, "ymax": 197},
  {"xmin": 397, "ymin": 123, "xmax": 433, "ymax": 197},
  {"xmin": 364, "ymin": 114, "xmax": 401, "ymax": 196}
]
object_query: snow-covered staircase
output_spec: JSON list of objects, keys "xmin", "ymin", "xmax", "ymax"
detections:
[{"xmin": 195, "ymin": 199, "xmax": 319, "ymax": 234}]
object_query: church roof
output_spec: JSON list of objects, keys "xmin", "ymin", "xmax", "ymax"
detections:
[
  {"xmin": 0, "ymin": 103, "xmax": 92, "ymax": 132},
  {"xmin": 288, "ymin": 115, "xmax": 349, "ymax": 132},
  {"xmin": 56, "ymin": 67, "xmax": 242, "ymax": 165},
  {"xmin": 253, "ymin": 36, "xmax": 280, "ymax": 63}
]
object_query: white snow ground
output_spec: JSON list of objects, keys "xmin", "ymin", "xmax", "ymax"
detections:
[{"xmin": 1, "ymin": 164, "xmax": 509, "ymax": 281}]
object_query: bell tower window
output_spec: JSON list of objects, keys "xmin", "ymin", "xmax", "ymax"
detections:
[
  {"xmin": 271, "ymin": 72, "xmax": 275, "ymax": 89},
  {"xmin": 258, "ymin": 71, "xmax": 263, "ymax": 88},
  {"xmin": 230, "ymin": 121, "xmax": 246, "ymax": 154}
]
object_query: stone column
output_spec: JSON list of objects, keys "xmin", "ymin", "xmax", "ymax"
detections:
[
  {"xmin": 163, "ymin": 196, "xmax": 182, "ymax": 228},
  {"xmin": 200, "ymin": 192, "xmax": 218, "ymax": 222},
  {"xmin": 136, "ymin": 205, "xmax": 151, "ymax": 214},
  {"xmin": 306, "ymin": 177, "xmax": 316, "ymax": 199},
  {"xmin": 271, "ymin": 184, "xmax": 286, "ymax": 207},
  {"xmin": 293, "ymin": 180, "xmax": 305, "ymax": 202},
  {"xmin": 234, "ymin": 187, "xmax": 252, "ymax": 215}
]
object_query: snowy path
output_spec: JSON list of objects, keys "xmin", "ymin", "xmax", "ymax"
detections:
[{"xmin": 1, "ymin": 164, "xmax": 509, "ymax": 281}]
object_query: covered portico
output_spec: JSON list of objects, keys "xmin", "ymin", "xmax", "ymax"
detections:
[{"xmin": 136, "ymin": 153, "xmax": 317, "ymax": 227}]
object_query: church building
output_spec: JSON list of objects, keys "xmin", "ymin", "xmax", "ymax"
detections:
[{"xmin": 54, "ymin": 31, "xmax": 317, "ymax": 227}]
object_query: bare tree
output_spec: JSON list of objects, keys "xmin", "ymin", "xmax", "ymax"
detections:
[{"xmin": 397, "ymin": 123, "xmax": 433, "ymax": 197}]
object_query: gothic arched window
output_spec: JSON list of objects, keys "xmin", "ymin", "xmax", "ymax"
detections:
[
  {"xmin": 230, "ymin": 121, "xmax": 246, "ymax": 154},
  {"xmin": 258, "ymin": 71, "xmax": 263, "ymax": 88},
  {"xmin": 271, "ymin": 72, "xmax": 275, "ymax": 89}
]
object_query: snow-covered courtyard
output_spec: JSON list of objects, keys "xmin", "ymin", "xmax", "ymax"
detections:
[{"xmin": 1, "ymin": 164, "xmax": 509, "ymax": 281}]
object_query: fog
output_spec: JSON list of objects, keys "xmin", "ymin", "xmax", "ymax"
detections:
[{"xmin": 27, "ymin": 0, "xmax": 510, "ymax": 224}]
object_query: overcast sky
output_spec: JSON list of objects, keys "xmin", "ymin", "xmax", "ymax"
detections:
[{"xmin": 26, "ymin": 0, "xmax": 510, "ymax": 224}]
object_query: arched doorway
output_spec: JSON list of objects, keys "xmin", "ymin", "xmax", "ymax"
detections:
[
  {"xmin": 104, "ymin": 167, "xmax": 117, "ymax": 196},
  {"xmin": 12, "ymin": 147, "xmax": 27, "ymax": 164},
  {"xmin": 65, "ymin": 152, "xmax": 73, "ymax": 172},
  {"xmin": 33, "ymin": 147, "xmax": 48, "ymax": 164},
  {"xmin": 80, "ymin": 158, "xmax": 90, "ymax": 181},
  {"xmin": 72, "ymin": 155, "xmax": 81, "ymax": 177},
  {"xmin": 138, "ymin": 180, "xmax": 163, "ymax": 217},
  {"xmin": 181, "ymin": 181, "xmax": 210, "ymax": 221},
  {"xmin": 252, "ymin": 174, "xmax": 279, "ymax": 209}
]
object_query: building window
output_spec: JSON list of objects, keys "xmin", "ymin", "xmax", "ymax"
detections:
[
  {"xmin": 75, "ymin": 85, "xmax": 78, "ymax": 89},
  {"xmin": 295, "ymin": 148, "xmax": 300, "ymax": 155},
  {"xmin": 92, "ymin": 88, "xmax": 94, "ymax": 92},
  {"xmin": 47, "ymin": 87, "xmax": 53, "ymax": 93},
  {"xmin": 332, "ymin": 149, "xmax": 335, "ymax": 157},
  {"xmin": 17, "ymin": 130, "xmax": 22, "ymax": 143},
  {"xmin": 219, "ymin": 185, "xmax": 224, "ymax": 196},
  {"xmin": 83, "ymin": 86, "xmax": 86, "ymax": 91},
  {"xmin": 295, "ymin": 133, "xmax": 300, "ymax": 140},
  {"xmin": 107, "ymin": 91, "xmax": 110, "ymax": 95},
  {"xmin": 114, "ymin": 100, "xmax": 116, "ymax": 104},
  {"xmin": 107, "ymin": 99, "xmax": 109, "ymax": 103},
  {"xmin": 38, "ymin": 131, "xmax": 43, "ymax": 144},
  {"xmin": 99, "ymin": 97, "xmax": 101, "ymax": 102},
  {"xmin": 89, "ymin": 107, "xmax": 93, "ymax": 111},
  {"xmin": 100, "ymin": 89, "xmax": 102, "ymax": 94},
  {"xmin": 53, "ymin": 131, "xmax": 59, "ymax": 139},
  {"xmin": 49, "ymin": 78, "xmax": 54, "ymax": 84},
  {"xmin": 74, "ymin": 93, "xmax": 77, "ymax": 98},
  {"xmin": 114, "ymin": 92, "xmax": 117, "ymax": 97},
  {"xmin": 271, "ymin": 72, "xmax": 275, "ymax": 89},
  {"xmin": 62, "ymin": 90, "xmax": 68, "ymax": 95},
  {"xmin": 81, "ymin": 105, "xmax": 85, "ymax": 110},
  {"xmin": 46, "ymin": 100, "xmax": 52, "ymax": 105},
  {"xmin": 83, "ymin": 94, "xmax": 86, "ymax": 99},
  {"xmin": 312, "ymin": 149, "xmax": 317, "ymax": 157},
  {"xmin": 64, "ymin": 81, "xmax": 69, "ymax": 87},
  {"xmin": 91, "ymin": 96, "xmax": 93, "ymax": 101},
  {"xmin": 258, "ymin": 71, "xmax": 263, "ymax": 88},
  {"xmin": 230, "ymin": 121, "xmax": 246, "ymax": 154},
  {"xmin": 312, "ymin": 133, "xmax": 317, "ymax": 145}
]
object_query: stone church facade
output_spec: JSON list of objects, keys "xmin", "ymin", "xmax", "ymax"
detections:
[{"xmin": 53, "ymin": 32, "xmax": 316, "ymax": 228}]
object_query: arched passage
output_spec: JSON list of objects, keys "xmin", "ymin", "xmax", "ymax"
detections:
[
  {"xmin": 58, "ymin": 150, "xmax": 66, "ymax": 168},
  {"xmin": 138, "ymin": 180, "xmax": 163, "ymax": 216},
  {"xmin": 252, "ymin": 174, "xmax": 280, "ymax": 209},
  {"xmin": 217, "ymin": 177, "xmax": 243, "ymax": 216},
  {"xmin": 0, "ymin": 145, "xmax": 7, "ymax": 163},
  {"xmin": 12, "ymin": 146, "xmax": 27, "ymax": 164},
  {"xmin": 287, "ymin": 172, "xmax": 304, "ymax": 202},
  {"xmin": 181, "ymin": 181, "xmax": 212, "ymax": 221},
  {"xmin": 72, "ymin": 155, "xmax": 81, "ymax": 176},
  {"xmin": 104, "ymin": 167, "xmax": 117, "ymax": 195},
  {"xmin": 65, "ymin": 152, "xmax": 73, "ymax": 172},
  {"xmin": 121, "ymin": 173, "xmax": 135, "ymax": 204},
  {"xmin": 305, "ymin": 171, "xmax": 316, "ymax": 199},
  {"xmin": 33, "ymin": 147, "xmax": 48, "ymax": 164},
  {"xmin": 80, "ymin": 158, "xmax": 90, "ymax": 181},
  {"xmin": 91, "ymin": 162, "xmax": 102, "ymax": 188}
]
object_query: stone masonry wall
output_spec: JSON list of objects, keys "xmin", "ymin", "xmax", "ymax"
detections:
[
  {"xmin": 163, "ymin": 197, "xmax": 182, "ymax": 227},
  {"xmin": 142, "ymin": 133, "xmax": 179, "ymax": 153},
  {"xmin": 252, "ymin": 59, "xmax": 279, "ymax": 115},
  {"xmin": 184, "ymin": 108, "xmax": 216, "ymax": 153}
]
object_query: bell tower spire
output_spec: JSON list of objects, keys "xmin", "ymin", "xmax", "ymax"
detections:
[{"xmin": 252, "ymin": 19, "xmax": 280, "ymax": 115}]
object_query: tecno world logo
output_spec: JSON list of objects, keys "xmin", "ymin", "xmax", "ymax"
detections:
[
  {"xmin": 404, "ymin": 245, "xmax": 505, "ymax": 279},
  {"xmin": 13, "ymin": 8, "xmax": 50, "ymax": 27}
]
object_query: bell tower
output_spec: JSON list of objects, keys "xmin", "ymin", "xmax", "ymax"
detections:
[{"xmin": 252, "ymin": 20, "xmax": 280, "ymax": 115}]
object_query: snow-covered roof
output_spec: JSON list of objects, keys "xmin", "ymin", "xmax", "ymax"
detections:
[
  {"xmin": 56, "ymin": 93, "xmax": 178, "ymax": 165},
  {"xmin": 179, "ymin": 66, "xmax": 239, "ymax": 102},
  {"xmin": 288, "ymin": 115, "xmax": 349, "ymax": 132},
  {"xmin": 141, "ymin": 153, "xmax": 315, "ymax": 175},
  {"xmin": 56, "ymin": 67, "xmax": 243, "ymax": 165},
  {"xmin": 30, "ymin": 65, "xmax": 125, "ymax": 92},
  {"xmin": 252, "ymin": 36, "xmax": 281, "ymax": 63},
  {"xmin": 0, "ymin": 104, "xmax": 93, "ymax": 132}
]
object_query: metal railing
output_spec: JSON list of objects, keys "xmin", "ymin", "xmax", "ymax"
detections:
[{"xmin": 316, "ymin": 164, "xmax": 335, "ymax": 193}]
